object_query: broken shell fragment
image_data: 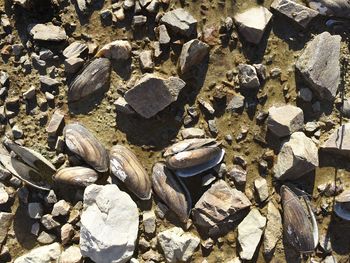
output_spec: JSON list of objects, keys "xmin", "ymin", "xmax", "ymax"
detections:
[
  {"xmin": 281, "ymin": 185, "xmax": 318, "ymax": 254},
  {"xmin": 53, "ymin": 166, "xmax": 99, "ymax": 187},
  {"xmin": 335, "ymin": 190, "xmax": 350, "ymax": 221},
  {"xmin": 110, "ymin": 145, "xmax": 151, "ymax": 200},
  {"xmin": 68, "ymin": 58, "xmax": 111, "ymax": 102},
  {"xmin": 63, "ymin": 41, "xmax": 88, "ymax": 59},
  {"xmin": 64, "ymin": 123, "xmax": 109, "ymax": 172},
  {"xmin": 152, "ymin": 162, "xmax": 192, "ymax": 222}
]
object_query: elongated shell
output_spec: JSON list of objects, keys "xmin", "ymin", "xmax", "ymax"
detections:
[
  {"xmin": 281, "ymin": 185, "xmax": 317, "ymax": 253},
  {"xmin": 164, "ymin": 138, "xmax": 216, "ymax": 157},
  {"xmin": 68, "ymin": 58, "xmax": 111, "ymax": 102},
  {"xmin": 64, "ymin": 123, "xmax": 109, "ymax": 172},
  {"xmin": 152, "ymin": 162, "xmax": 192, "ymax": 222},
  {"xmin": 110, "ymin": 145, "xmax": 151, "ymax": 200},
  {"xmin": 63, "ymin": 41, "xmax": 88, "ymax": 58},
  {"xmin": 53, "ymin": 166, "xmax": 99, "ymax": 187},
  {"xmin": 335, "ymin": 190, "xmax": 350, "ymax": 221}
]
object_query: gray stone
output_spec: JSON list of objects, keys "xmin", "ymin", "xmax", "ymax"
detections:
[
  {"xmin": 59, "ymin": 246, "xmax": 82, "ymax": 263},
  {"xmin": 64, "ymin": 58, "xmax": 84, "ymax": 74},
  {"xmin": 133, "ymin": 15, "xmax": 147, "ymax": 26},
  {"xmin": 226, "ymin": 94, "xmax": 245, "ymax": 112},
  {"xmin": 267, "ymin": 105, "xmax": 304, "ymax": 137},
  {"xmin": 254, "ymin": 178, "xmax": 268, "ymax": 202},
  {"xmin": 31, "ymin": 222, "xmax": 40, "ymax": 236},
  {"xmin": 77, "ymin": 0, "xmax": 88, "ymax": 13},
  {"xmin": 40, "ymin": 76, "xmax": 60, "ymax": 88},
  {"xmin": 296, "ymin": 32, "xmax": 341, "ymax": 101},
  {"xmin": 37, "ymin": 231, "xmax": 56, "ymax": 244},
  {"xmin": 61, "ymin": 223, "xmax": 74, "ymax": 245},
  {"xmin": 28, "ymin": 202, "xmax": 44, "ymax": 219},
  {"xmin": 321, "ymin": 123, "xmax": 350, "ymax": 157},
  {"xmin": 158, "ymin": 227, "xmax": 200, "ymax": 263},
  {"xmin": 198, "ymin": 98, "xmax": 215, "ymax": 114},
  {"xmin": 28, "ymin": 24, "xmax": 67, "ymax": 42},
  {"xmin": 234, "ymin": 6, "xmax": 273, "ymax": 44},
  {"xmin": 46, "ymin": 110, "xmax": 64, "ymax": 137},
  {"xmin": 80, "ymin": 184, "xmax": 139, "ymax": 263},
  {"xmin": 274, "ymin": 132, "xmax": 319, "ymax": 180},
  {"xmin": 323, "ymin": 255, "xmax": 337, "ymax": 263},
  {"xmin": 158, "ymin": 25, "xmax": 170, "ymax": 45},
  {"xmin": 181, "ymin": 128, "xmax": 205, "ymax": 139},
  {"xmin": 23, "ymin": 86, "xmax": 36, "ymax": 100},
  {"xmin": 178, "ymin": 39, "xmax": 209, "ymax": 75},
  {"xmin": 124, "ymin": 74, "xmax": 186, "ymax": 118},
  {"xmin": 52, "ymin": 200, "xmax": 71, "ymax": 217},
  {"xmin": 341, "ymin": 98, "xmax": 350, "ymax": 118},
  {"xmin": 63, "ymin": 42, "xmax": 88, "ymax": 59},
  {"xmin": 254, "ymin": 64, "xmax": 267, "ymax": 81},
  {"xmin": 271, "ymin": 0, "xmax": 318, "ymax": 28},
  {"xmin": 208, "ymin": 119, "xmax": 218, "ymax": 136},
  {"xmin": 238, "ymin": 209, "xmax": 266, "ymax": 260},
  {"xmin": 263, "ymin": 202, "xmax": 282, "ymax": 255},
  {"xmin": 12, "ymin": 125, "xmax": 24, "ymax": 139},
  {"xmin": 238, "ymin": 64, "xmax": 260, "ymax": 89},
  {"xmin": 143, "ymin": 210, "xmax": 156, "ymax": 235},
  {"xmin": 229, "ymin": 165, "xmax": 247, "ymax": 186},
  {"xmin": 0, "ymin": 212, "xmax": 13, "ymax": 244},
  {"xmin": 14, "ymin": 243, "xmax": 61, "ymax": 263},
  {"xmin": 114, "ymin": 97, "xmax": 135, "ymax": 114},
  {"xmin": 139, "ymin": 50, "xmax": 154, "ymax": 71},
  {"xmin": 96, "ymin": 40, "xmax": 132, "ymax": 60},
  {"xmin": 308, "ymin": 0, "xmax": 350, "ymax": 18},
  {"xmin": 160, "ymin": 8, "xmax": 197, "ymax": 37},
  {"xmin": 41, "ymin": 214, "xmax": 60, "ymax": 230},
  {"xmin": 0, "ymin": 185, "xmax": 9, "ymax": 204}
]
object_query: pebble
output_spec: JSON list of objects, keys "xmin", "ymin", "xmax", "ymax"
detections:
[
  {"xmin": 59, "ymin": 246, "xmax": 82, "ymax": 263},
  {"xmin": 254, "ymin": 178, "xmax": 269, "ymax": 202},
  {"xmin": 143, "ymin": 210, "xmax": 156, "ymax": 235},
  {"xmin": 52, "ymin": 200, "xmax": 71, "ymax": 217},
  {"xmin": 37, "ymin": 231, "xmax": 56, "ymax": 244}
]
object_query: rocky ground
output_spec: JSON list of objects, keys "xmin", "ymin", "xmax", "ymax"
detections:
[{"xmin": 0, "ymin": 0, "xmax": 350, "ymax": 262}]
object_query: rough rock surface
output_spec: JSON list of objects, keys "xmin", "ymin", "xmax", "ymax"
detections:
[
  {"xmin": 238, "ymin": 209, "xmax": 266, "ymax": 261},
  {"xmin": 296, "ymin": 32, "xmax": 341, "ymax": 101},
  {"xmin": 267, "ymin": 105, "xmax": 304, "ymax": 137},
  {"xmin": 14, "ymin": 243, "xmax": 61, "ymax": 263},
  {"xmin": 0, "ymin": 212, "xmax": 13, "ymax": 244},
  {"xmin": 59, "ymin": 246, "xmax": 82, "ymax": 263},
  {"xmin": 254, "ymin": 178, "xmax": 269, "ymax": 202},
  {"xmin": 80, "ymin": 184, "xmax": 139, "ymax": 263},
  {"xmin": 124, "ymin": 74, "xmax": 186, "ymax": 118},
  {"xmin": 158, "ymin": 227, "xmax": 200, "ymax": 263},
  {"xmin": 271, "ymin": 0, "xmax": 319, "ymax": 28},
  {"xmin": 321, "ymin": 123, "xmax": 350, "ymax": 156},
  {"xmin": 263, "ymin": 202, "xmax": 282, "ymax": 255},
  {"xmin": 308, "ymin": 0, "xmax": 350, "ymax": 18},
  {"xmin": 274, "ymin": 132, "xmax": 319, "ymax": 180},
  {"xmin": 96, "ymin": 40, "xmax": 132, "ymax": 60},
  {"xmin": 238, "ymin": 64, "xmax": 260, "ymax": 89},
  {"xmin": 192, "ymin": 180, "xmax": 251, "ymax": 236},
  {"xmin": 178, "ymin": 39, "xmax": 209, "ymax": 75},
  {"xmin": 160, "ymin": 8, "xmax": 197, "ymax": 37},
  {"xmin": 28, "ymin": 24, "xmax": 67, "ymax": 42},
  {"xmin": 234, "ymin": 7, "xmax": 273, "ymax": 44}
]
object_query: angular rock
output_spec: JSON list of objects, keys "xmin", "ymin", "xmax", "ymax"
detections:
[
  {"xmin": 158, "ymin": 227, "xmax": 200, "ymax": 263},
  {"xmin": 308, "ymin": 0, "xmax": 350, "ymax": 18},
  {"xmin": 263, "ymin": 202, "xmax": 282, "ymax": 255},
  {"xmin": 271, "ymin": 0, "xmax": 319, "ymax": 28},
  {"xmin": 192, "ymin": 180, "xmax": 251, "ymax": 236},
  {"xmin": 80, "ymin": 184, "xmax": 139, "ymax": 263},
  {"xmin": 321, "ymin": 123, "xmax": 350, "ymax": 157},
  {"xmin": 28, "ymin": 24, "xmax": 67, "ymax": 42},
  {"xmin": 274, "ymin": 132, "xmax": 319, "ymax": 180},
  {"xmin": 41, "ymin": 214, "xmax": 60, "ymax": 230},
  {"xmin": 61, "ymin": 223, "xmax": 74, "ymax": 245},
  {"xmin": 63, "ymin": 42, "xmax": 88, "ymax": 59},
  {"xmin": 158, "ymin": 24, "xmax": 171, "ymax": 45},
  {"xmin": 59, "ymin": 246, "xmax": 82, "ymax": 263},
  {"xmin": 23, "ymin": 86, "xmax": 36, "ymax": 100},
  {"xmin": 0, "ymin": 212, "xmax": 13, "ymax": 244},
  {"xmin": 14, "ymin": 243, "xmax": 61, "ymax": 263},
  {"xmin": 178, "ymin": 39, "xmax": 209, "ymax": 75},
  {"xmin": 160, "ymin": 8, "xmax": 197, "ymax": 37},
  {"xmin": 52, "ymin": 200, "xmax": 70, "ymax": 217},
  {"xmin": 229, "ymin": 165, "xmax": 247, "ymax": 186},
  {"xmin": 0, "ymin": 185, "xmax": 8, "ymax": 204},
  {"xmin": 96, "ymin": 40, "xmax": 131, "ymax": 60},
  {"xmin": 267, "ymin": 105, "xmax": 304, "ymax": 137},
  {"xmin": 64, "ymin": 58, "xmax": 84, "ymax": 74},
  {"xmin": 37, "ymin": 231, "xmax": 56, "ymax": 244},
  {"xmin": 234, "ymin": 6, "xmax": 273, "ymax": 44},
  {"xmin": 254, "ymin": 178, "xmax": 269, "ymax": 202},
  {"xmin": 296, "ymin": 32, "xmax": 341, "ymax": 101},
  {"xmin": 139, "ymin": 50, "xmax": 154, "ymax": 71},
  {"xmin": 114, "ymin": 97, "xmax": 135, "ymax": 114},
  {"xmin": 238, "ymin": 64, "xmax": 260, "ymax": 89},
  {"xmin": 143, "ymin": 210, "xmax": 156, "ymax": 235},
  {"xmin": 46, "ymin": 110, "xmax": 65, "ymax": 137},
  {"xmin": 124, "ymin": 74, "xmax": 186, "ymax": 118},
  {"xmin": 238, "ymin": 209, "xmax": 266, "ymax": 261},
  {"xmin": 226, "ymin": 94, "xmax": 245, "ymax": 112},
  {"xmin": 181, "ymin": 128, "xmax": 205, "ymax": 139}
]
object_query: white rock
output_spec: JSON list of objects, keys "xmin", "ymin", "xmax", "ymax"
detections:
[
  {"xmin": 80, "ymin": 184, "xmax": 139, "ymax": 263},
  {"xmin": 52, "ymin": 200, "xmax": 71, "ymax": 217},
  {"xmin": 0, "ymin": 185, "xmax": 8, "ymax": 204},
  {"xmin": 96, "ymin": 40, "xmax": 132, "ymax": 60},
  {"xmin": 14, "ymin": 243, "xmax": 61, "ymax": 263},
  {"xmin": 143, "ymin": 210, "xmax": 156, "ymax": 235},
  {"xmin": 321, "ymin": 123, "xmax": 350, "ymax": 156},
  {"xmin": 181, "ymin": 128, "xmax": 205, "ymax": 139},
  {"xmin": 263, "ymin": 202, "xmax": 282, "ymax": 255},
  {"xmin": 254, "ymin": 178, "xmax": 269, "ymax": 202},
  {"xmin": 59, "ymin": 246, "xmax": 82, "ymax": 263},
  {"xmin": 28, "ymin": 24, "xmax": 67, "ymax": 42}
]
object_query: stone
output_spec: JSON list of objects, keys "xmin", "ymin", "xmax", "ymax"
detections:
[
  {"xmin": 139, "ymin": 50, "xmax": 154, "ymax": 71},
  {"xmin": 198, "ymin": 98, "xmax": 215, "ymax": 114},
  {"xmin": 208, "ymin": 119, "xmax": 218, "ymax": 136},
  {"xmin": 40, "ymin": 76, "xmax": 60, "ymax": 88},
  {"xmin": 238, "ymin": 64, "xmax": 260, "ymax": 89},
  {"xmin": 226, "ymin": 94, "xmax": 245, "ymax": 112},
  {"xmin": 133, "ymin": 15, "xmax": 147, "ymax": 26},
  {"xmin": 63, "ymin": 42, "xmax": 88, "ymax": 59},
  {"xmin": 254, "ymin": 178, "xmax": 269, "ymax": 202},
  {"xmin": 160, "ymin": 8, "xmax": 197, "ymax": 37},
  {"xmin": 341, "ymin": 98, "xmax": 350, "ymax": 118},
  {"xmin": 100, "ymin": 9, "xmax": 113, "ymax": 25},
  {"xmin": 263, "ymin": 202, "xmax": 282, "ymax": 255},
  {"xmin": 37, "ymin": 231, "xmax": 56, "ymax": 244},
  {"xmin": 96, "ymin": 40, "xmax": 132, "ymax": 60},
  {"xmin": 46, "ymin": 92, "xmax": 56, "ymax": 101},
  {"xmin": 229, "ymin": 165, "xmax": 247, "ymax": 186},
  {"xmin": 298, "ymin": 87, "xmax": 313, "ymax": 102},
  {"xmin": 238, "ymin": 209, "xmax": 266, "ymax": 260},
  {"xmin": 308, "ymin": 0, "xmax": 350, "ymax": 18},
  {"xmin": 178, "ymin": 39, "xmax": 209, "ymax": 75},
  {"xmin": 52, "ymin": 200, "xmax": 71, "ymax": 217},
  {"xmin": 296, "ymin": 32, "xmax": 341, "ymax": 101},
  {"xmin": 321, "ymin": 123, "xmax": 350, "ymax": 157},
  {"xmin": 28, "ymin": 202, "xmax": 44, "ymax": 219},
  {"xmin": 46, "ymin": 110, "xmax": 65, "ymax": 137},
  {"xmin": 267, "ymin": 105, "xmax": 304, "ymax": 137},
  {"xmin": 59, "ymin": 246, "xmax": 82, "ymax": 263},
  {"xmin": 192, "ymin": 180, "xmax": 251, "ymax": 236},
  {"xmin": 0, "ymin": 185, "xmax": 9, "ymax": 204},
  {"xmin": 253, "ymin": 64, "xmax": 267, "ymax": 81},
  {"xmin": 28, "ymin": 24, "xmax": 67, "ymax": 42},
  {"xmin": 23, "ymin": 86, "xmax": 36, "ymax": 100},
  {"xmin": 234, "ymin": 6, "xmax": 273, "ymax": 44},
  {"xmin": 143, "ymin": 210, "xmax": 156, "ymax": 235},
  {"xmin": 77, "ymin": 0, "xmax": 88, "ymax": 13},
  {"xmin": 323, "ymin": 255, "xmax": 337, "ymax": 263},
  {"xmin": 64, "ymin": 58, "xmax": 84, "ymax": 74},
  {"xmin": 158, "ymin": 25, "xmax": 171, "ymax": 45},
  {"xmin": 271, "ymin": 0, "xmax": 318, "ymax": 28},
  {"xmin": 31, "ymin": 222, "xmax": 40, "ymax": 236},
  {"xmin": 12, "ymin": 125, "xmax": 24, "ymax": 139},
  {"xmin": 181, "ymin": 128, "xmax": 205, "ymax": 139},
  {"xmin": 274, "ymin": 132, "xmax": 319, "ymax": 180},
  {"xmin": 124, "ymin": 74, "xmax": 186, "ymax": 118},
  {"xmin": 0, "ymin": 212, "xmax": 13, "ymax": 244},
  {"xmin": 61, "ymin": 223, "xmax": 74, "ymax": 245},
  {"xmin": 158, "ymin": 227, "xmax": 200, "ymax": 263},
  {"xmin": 14, "ymin": 243, "xmax": 61, "ymax": 263},
  {"xmin": 80, "ymin": 184, "xmax": 139, "ymax": 263},
  {"xmin": 41, "ymin": 214, "xmax": 60, "ymax": 230},
  {"xmin": 114, "ymin": 97, "xmax": 135, "ymax": 114}
]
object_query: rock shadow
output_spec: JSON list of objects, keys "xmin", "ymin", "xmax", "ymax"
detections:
[
  {"xmin": 13, "ymin": 203, "xmax": 37, "ymax": 250},
  {"xmin": 326, "ymin": 213, "xmax": 350, "ymax": 256}
]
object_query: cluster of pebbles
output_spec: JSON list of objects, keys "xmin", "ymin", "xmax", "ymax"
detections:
[{"xmin": 0, "ymin": 0, "xmax": 350, "ymax": 262}]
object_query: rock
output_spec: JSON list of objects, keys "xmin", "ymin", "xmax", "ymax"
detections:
[
  {"xmin": 192, "ymin": 180, "xmax": 251, "ymax": 236},
  {"xmin": 226, "ymin": 94, "xmax": 245, "ymax": 112},
  {"xmin": 61, "ymin": 223, "xmax": 74, "ymax": 245},
  {"xmin": 208, "ymin": 119, "xmax": 218, "ymax": 136},
  {"xmin": 31, "ymin": 222, "xmax": 40, "ymax": 236},
  {"xmin": 96, "ymin": 40, "xmax": 132, "ymax": 60},
  {"xmin": 308, "ymin": 0, "xmax": 350, "ymax": 18},
  {"xmin": 238, "ymin": 64, "xmax": 260, "ymax": 89},
  {"xmin": 254, "ymin": 178, "xmax": 268, "ymax": 202},
  {"xmin": 124, "ymin": 74, "xmax": 186, "ymax": 118},
  {"xmin": 59, "ymin": 246, "xmax": 82, "ymax": 263},
  {"xmin": 229, "ymin": 165, "xmax": 247, "ymax": 186},
  {"xmin": 28, "ymin": 24, "xmax": 67, "ymax": 42},
  {"xmin": 234, "ymin": 6, "xmax": 273, "ymax": 44},
  {"xmin": 158, "ymin": 227, "xmax": 200, "ymax": 263},
  {"xmin": 267, "ymin": 105, "xmax": 304, "ymax": 137},
  {"xmin": 323, "ymin": 255, "xmax": 337, "ymax": 263},
  {"xmin": 158, "ymin": 25, "xmax": 171, "ymax": 45},
  {"xmin": 198, "ymin": 98, "xmax": 215, "ymax": 114},
  {"xmin": 298, "ymin": 87, "xmax": 313, "ymax": 102},
  {"xmin": 114, "ymin": 97, "xmax": 135, "ymax": 114},
  {"xmin": 237, "ymin": 208, "xmax": 266, "ymax": 260},
  {"xmin": 133, "ymin": 15, "xmax": 147, "ymax": 26},
  {"xmin": 139, "ymin": 50, "xmax": 154, "ymax": 72},
  {"xmin": 160, "ymin": 8, "xmax": 197, "ymax": 37},
  {"xmin": 40, "ymin": 76, "xmax": 60, "ymax": 88},
  {"xmin": 178, "ymin": 39, "xmax": 209, "ymax": 75},
  {"xmin": 0, "ymin": 212, "xmax": 13, "ymax": 244},
  {"xmin": 52, "ymin": 200, "xmax": 71, "ymax": 217},
  {"xmin": 263, "ymin": 202, "xmax": 282, "ymax": 255},
  {"xmin": 341, "ymin": 98, "xmax": 350, "ymax": 118},
  {"xmin": 37, "ymin": 231, "xmax": 56, "ymax": 244},
  {"xmin": 296, "ymin": 32, "xmax": 341, "ymax": 101},
  {"xmin": 274, "ymin": 132, "xmax": 319, "ymax": 180},
  {"xmin": 76, "ymin": 0, "xmax": 88, "ymax": 13},
  {"xmin": 41, "ymin": 214, "xmax": 60, "ymax": 230},
  {"xmin": 64, "ymin": 58, "xmax": 84, "ymax": 74},
  {"xmin": 321, "ymin": 123, "xmax": 350, "ymax": 156},
  {"xmin": 80, "ymin": 184, "xmax": 139, "ymax": 263},
  {"xmin": 271, "ymin": 0, "xmax": 318, "ymax": 28},
  {"xmin": 46, "ymin": 110, "xmax": 65, "ymax": 137},
  {"xmin": 63, "ymin": 42, "xmax": 88, "ymax": 59},
  {"xmin": 14, "ymin": 243, "xmax": 61, "ymax": 263},
  {"xmin": 143, "ymin": 210, "xmax": 156, "ymax": 235},
  {"xmin": 0, "ymin": 185, "xmax": 9, "ymax": 204},
  {"xmin": 12, "ymin": 125, "xmax": 24, "ymax": 139},
  {"xmin": 28, "ymin": 202, "xmax": 44, "ymax": 219},
  {"xmin": 181, "ymin": 128, "xmax": 205, "ymax": 139},
  {"xmin": 23, "ymin": 86, "xmax": 36, "ymax": 100},
  {"xmin": 253, "ymin": 64, "xmax": 267, "ymax": 81}
]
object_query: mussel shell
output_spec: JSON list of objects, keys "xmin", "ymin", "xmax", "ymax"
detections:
[
  {"xmin": 53, "ymin": 166, "xmax": 99, "ymax": 187},
  {"xmin": 110, "ymin": 145, "xmax": 151, "ymax": 200},
  {"xmin": 281, "ymin": 185, "xmax": 317, "ymax": 253},
  {"xmin": 164, "ymin": 138, "xmax": 217, "ymax": 157},
  {"xmin": 68, "ymin": 58, "xmax": 111, "ymax": 102},
  {"xmin": 152, "ymin": 162, "xmax": 192, "ymax": 222},
  {"xmin": 64, "ymin": 123, "xmax": 109, "ymax": 172},
  {"xmin": 335, "ymin": 190, "xmax": 350, "ymax": 221}
]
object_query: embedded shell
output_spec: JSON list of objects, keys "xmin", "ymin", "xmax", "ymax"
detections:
[{"xmin": 53, "ymin": 166, "xmax": 99, "ymax": 187}]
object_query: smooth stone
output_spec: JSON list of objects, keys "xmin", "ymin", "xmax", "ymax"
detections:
[
  {"xmin": 181, "ymin": 128, "xmax": 205, "ymax": 139},
  {"xmin": 59, "ymin": 246, "xmax": 82, "ymax": 263},
  {"xmin": 28, "ymin": 24, "xmax": 67, "ymax": 42},
  {"xmin": 14, "ymin": 243, "xmax": 61, "ymax": 263},
  {"xmin": 96, "ymin": 40, "xmax": 132, "ymax": 60}
]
